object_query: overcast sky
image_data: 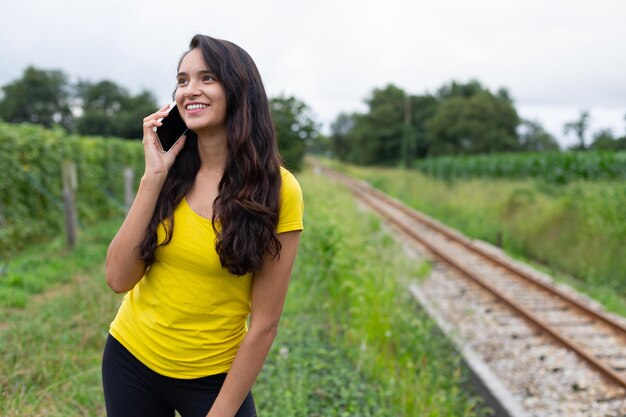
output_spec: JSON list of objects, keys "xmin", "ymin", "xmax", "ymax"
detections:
[{"xmin": 1, "ymin": 0, "xmax": 625, "ymax": 148}]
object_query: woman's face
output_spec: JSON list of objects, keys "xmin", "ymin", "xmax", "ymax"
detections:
[{"xmin": 175, "ymin": 48, "xmax": 227, "ymax": 134}]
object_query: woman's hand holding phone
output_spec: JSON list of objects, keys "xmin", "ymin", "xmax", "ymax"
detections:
[{"xmin": 142, "ymin": 103, "xmax": 187, "ymax": 180}]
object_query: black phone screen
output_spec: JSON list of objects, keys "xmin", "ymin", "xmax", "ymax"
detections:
[{"xmin": 155, "ymin": 105, "xmax": 188, "ymax": 153}]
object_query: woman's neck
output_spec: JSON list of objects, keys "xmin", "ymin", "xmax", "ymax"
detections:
[{"xmin": 195, "ymin": 127, "xmax": 228, "ymax": 174}]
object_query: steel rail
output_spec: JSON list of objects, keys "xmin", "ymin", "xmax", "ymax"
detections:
[
  {"xmin": 355, "ymin": 174, "xmax": 626, "ymax": 335},
  {"xmin": 318, "ymin": 164, "xmax": 626, "ymax": 390}
]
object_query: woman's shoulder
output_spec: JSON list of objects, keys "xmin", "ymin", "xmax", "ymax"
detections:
[
  {"xmin": 279, "ymin": 166, "xmax": 302, "ymax": 196},
  {"xmin": 276, "ymin": 166, "xmax": 304, "ymax": 232},
  {"xmin": 279, "ymin": 165, "xmax": 294, "ymax": 178}
]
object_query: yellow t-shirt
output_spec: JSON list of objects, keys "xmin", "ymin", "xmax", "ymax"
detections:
[{"xmin": 109, "ymin": 167, "xmax": 303, "ymax": 379}]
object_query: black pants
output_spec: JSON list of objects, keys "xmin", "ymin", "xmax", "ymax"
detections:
[{"xmin": 102, "ymin": 334, "xmax": 256, "ymax": 417}]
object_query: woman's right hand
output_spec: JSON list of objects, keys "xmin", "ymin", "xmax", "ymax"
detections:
[{"xmin": 141, "ymin": 103, "xmax": 187, "ymax": 180}]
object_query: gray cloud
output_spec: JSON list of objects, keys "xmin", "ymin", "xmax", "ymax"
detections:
[{"xmin": 1, "ymin": 0, "xmax": 624, "ymax": 145}]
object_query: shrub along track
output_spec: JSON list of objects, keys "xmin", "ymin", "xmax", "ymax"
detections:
[{"xmin": 317, "ymin": 164, "xmax": 626, "ymax": 416}]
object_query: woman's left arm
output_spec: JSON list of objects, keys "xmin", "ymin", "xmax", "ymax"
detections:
[{"xmin": 206, "ymin": 230, "xmax": 302, "ymax": 417}]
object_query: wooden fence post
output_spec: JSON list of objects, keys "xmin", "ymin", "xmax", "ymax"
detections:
[
  {"xmin": 123, "ymin": 167, "xmax": 135, "ymax": 214},
  {"xmin": 0, "ymin": 201, "xmax": 5, "ymax": 229},
  {"xmin": 63, "ymin": 161, "xmax": 78, "ymax": 248},
  {"xmin": 0, "ymin": 202, "xmax": 6, "ymax": 276}
]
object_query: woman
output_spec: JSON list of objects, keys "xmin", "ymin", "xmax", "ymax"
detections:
[{"xmin": 102, "ymin": 34, "xmax": 303, "ymax": 417}]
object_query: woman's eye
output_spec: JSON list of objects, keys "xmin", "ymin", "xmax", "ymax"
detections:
[
  {"xmin": 203, "ymin": 75, "xmax": 215, "ymax": 82},
  {"xmin": 177, "ymin": 79, "xmax": 187, "ymax": 85}
]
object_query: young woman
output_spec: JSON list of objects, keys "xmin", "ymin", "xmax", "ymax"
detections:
[{"xmin": 102, "ymin": 34, "xmax": 303, "ymax": 417}]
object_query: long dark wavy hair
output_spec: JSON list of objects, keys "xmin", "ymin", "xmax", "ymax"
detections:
[{"xmin": 139, "ymin": 34, "xmax": 283, "ymax": 276}]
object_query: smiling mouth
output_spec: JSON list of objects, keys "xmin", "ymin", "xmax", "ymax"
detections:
[{"xmin": 186, "ymin": 104, "xmax": 209, "ymax": 111}]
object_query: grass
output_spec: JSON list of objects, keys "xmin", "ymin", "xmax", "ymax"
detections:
[
  {"xmin": 256, "ymin": 169, "xmax": 488, "ymax": 416},
  {"xmin": 1, "ymin": 167, "xmax": 490, "ymax": 416},
  {"xmin": 0, "ymin": 218, "xmax": 121, "ymax": 311}
]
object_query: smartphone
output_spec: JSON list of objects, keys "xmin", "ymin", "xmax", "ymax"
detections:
[{"xmin": 154, "ymin": 102, "xmax": 188, "ymax": 153}]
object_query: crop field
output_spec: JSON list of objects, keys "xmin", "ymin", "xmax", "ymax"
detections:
[
  {"xmin": 0, "ymin": 166, "xmax": 489, "ymax": 416},
  {"xmin": 414, "ymin": 150, "xmax": 626, "ymax": 183}
]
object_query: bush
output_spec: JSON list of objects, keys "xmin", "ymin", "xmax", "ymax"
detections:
[{"xmin": 0, "ymin": 122, "xmax": 143, "ymax": 256}]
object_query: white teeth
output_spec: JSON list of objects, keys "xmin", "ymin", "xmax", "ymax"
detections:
[{"xmin": 186, "ymin": 104, "xmax": 208, "ymax": 110}]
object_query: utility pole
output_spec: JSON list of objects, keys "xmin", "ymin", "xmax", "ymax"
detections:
[{"xmin": 401, "ymin": 95, "xmax": 412, "ymax": 167}]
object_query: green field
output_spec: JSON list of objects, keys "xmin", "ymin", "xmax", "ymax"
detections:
[
  {"xmin": 414, "ymin": 150, "xmax": 626, "ymax": 183},
  {"xmin": 0, "ymin": 169, "xmax": 489, "ymax": 416},
  {"xmin": 321, "ymin": 158, "xmax": 626, "ymax": 317}
]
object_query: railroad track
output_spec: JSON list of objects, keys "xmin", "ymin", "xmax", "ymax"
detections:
[{"xmin": 318, "ymin": 164, "xmax": 626, "ymax": 393}]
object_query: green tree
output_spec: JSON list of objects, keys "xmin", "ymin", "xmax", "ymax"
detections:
[
  {"xmin": 426, "ymin": 87, "xmax": 520, "ymax": 156},
  {"xmin": 0, "ymin": 66, "xmax": 73, "ymax": 130},
  {"xmin": 76, "ymin": 80, "xmax": 125, "ymax": 115},
  {"xmin": 329, "ymin": 89, "xmax": 438, "ymax": 165},
  {"xmin": 270, "ymin": 95, "xmax": 319, "ymax": 171},
  {"xmin": 436, "ymin": 79, "xmax": 486, "ymax": 100},
  {"xmin": 589, "ymin": 128, "xmax": 623, "ymax": 150},
  {"xmin": 75, "ymin": 80, "xmax": 125, "ymax": 136},
  {"xmin": 409, "ymin": 94, "xmax": 439, "ymax": 159},
  {"xmin": 330, "ymin": 112, "xmax": 356, "ymax": 161},
  {"xmin": 616, "ymin": 138, "xmax": 626, "ymax": 150},
  {"xmin": 114, "ymin": 91, "xmax": 159, "ymax": 139},
  {"xmin": 563, "ymin": 110, "xmax": 590, "ymax": 150},
  {"xmin": 347, "ymin": 84, "xmax": 406, "ymax": 165},
  {"xmin": 329, "ymin": 80, "xmax": 523, "ymax": 164},
  {"xmin": 75, "ymin": 80, "xmax": 156, "ymax": 139},
  {"xmin": 518, "ymin": 119, "xmax": 560, "ymax": 151}
]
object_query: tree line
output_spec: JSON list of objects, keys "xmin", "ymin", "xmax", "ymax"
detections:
[
  {"xmin": 0, "ymin": 66, "xmax": 155, "ymax": 139},
  {"xmin": 2, "ymin": 67, "xmax": 624, "ymax": 170},
  {"xmin": 324, "ymin": 81, "xmax": 626, "ymax": 166},
  {"xmin": 0, "ymin": 66, "xmax": 317, "ymax": 170}
]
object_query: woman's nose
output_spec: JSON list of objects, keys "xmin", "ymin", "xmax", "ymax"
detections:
[{"xmin": 184, "ymin": 81, "xmax": 201, "ymax": 97}]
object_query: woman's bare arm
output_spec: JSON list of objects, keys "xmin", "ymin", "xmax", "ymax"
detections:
[
  {"xmin": 206, "ymin": 230, "xmax": 301, "ymax": 417},
  {"xmin": 105, "ymin": 176, "xmax": 165, "ymax": 293}
]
